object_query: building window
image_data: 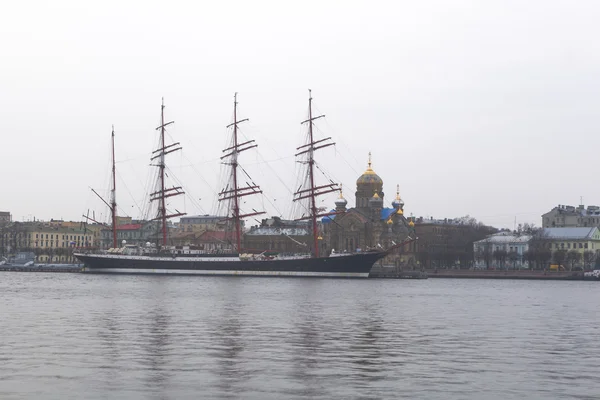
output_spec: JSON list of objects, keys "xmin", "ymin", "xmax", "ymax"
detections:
[
  {"xmin": 585, "ymin": 243, "xmax": 588, "ymax": 249},
  {"xmin": 568, "ymin": 243, "xmax": 571, "ymax": 249},
  {"xmin": 579, "ymin": 243, "xmax": 583, "ymax": 249}
]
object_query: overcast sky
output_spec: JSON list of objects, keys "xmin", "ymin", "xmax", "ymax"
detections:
[{"xmin": 2, "ymin": 0, "xmax": 599, "ymax": 229}]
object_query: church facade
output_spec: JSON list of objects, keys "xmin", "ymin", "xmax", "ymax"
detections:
[{"xmin": 322, "ymin": 154, "xmax": 417, "ymax": 267}]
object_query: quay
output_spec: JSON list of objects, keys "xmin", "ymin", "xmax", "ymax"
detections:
[
  {"xmin": 425, "ymin": 269, "xmax": 591, "ymax": 280},
  {"xmin": 0, "ymin": 265, "xmax": 81, "ymax": 273}
]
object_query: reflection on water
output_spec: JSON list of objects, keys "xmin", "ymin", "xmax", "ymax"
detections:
[{"xmin": 1, "ymin": 274, "xmax": 599, "ymax": 399}]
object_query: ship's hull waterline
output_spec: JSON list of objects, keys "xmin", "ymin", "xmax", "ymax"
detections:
[{"xmin": 73, "ymin": 252, "xmax": 385, "ymax": 278}]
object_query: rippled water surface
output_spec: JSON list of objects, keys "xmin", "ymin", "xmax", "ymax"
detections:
[{"xmin": 1, "ymin": 273, "xmax": 599, "ymax": 399}]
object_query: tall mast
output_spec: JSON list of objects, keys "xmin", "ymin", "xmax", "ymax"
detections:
[
  {"xmin": 159, "ymin": 99, "xmax": 167, "ymax": 244},
  {"xmin": 151, "ymin": 98, "xmax": 186, "ymax": 246},
  {"xmin": 111, "ymin": 125, "xmax": 117, "ymax": 248},
  {"xmin": 86, "ymin": 128, "xmax": 119, "ymax": 248},
  {"xmin": 307, "ymin": 92, "xmax": 319, "ymax": 257},
  {"xmin": 293, "ymin": 90, "xmax": 340, "ymax": 258},
  {"xmin": 232, "ymin": 94, "xmax": 241, "ymax": 251},
  {"xmin": 219, "ymin": 93, "xmax": 265, "ymax": 252}
]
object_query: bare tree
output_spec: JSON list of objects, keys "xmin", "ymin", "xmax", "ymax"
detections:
[
  {"xmin": 553, "ymin": 249, "xmax": 567, "ymax": 267},
  {"xmin": 529, "ymin": 229, "xmax": 553, "ymax": 270},
  {"xmin": 516, "ymin": 222, "xmax": 540, "ymax": 236},
  {"xmin": 524, "ymin": 250, "xmax": 536, "ymax": 269},
  {"xmin": 536, "ymin": 248, "xmax": 552, "ymax": 270},
  {"xmin": 493, "ymin": 249, "xmax": 508, "ymax": 269},
  {"xmin": 583, "ymin": 250, "xmax": 595, "ymax": 270},
  {"xmin": 475, "ymin": 239, "xmax": 494, "ymax": 269},
  {"xmin": 566, "ymin": 250, "xmax": 582, "ymax": 271},
  {"xmin": 508, "ymin": 250, "xmax": 520, "ymax": 269}
]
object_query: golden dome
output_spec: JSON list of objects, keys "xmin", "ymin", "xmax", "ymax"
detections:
[
  {"xmin": 409, "ymin": 220, "xmax": 415, "ymax": 227},
  {"xmin": 386, "ymin": 218, "xmax": 393, "ymax": 225},
  {"xmin": 372, "ymin": 192, "xmax": 380, "ymax": 199},
  {"xmin": 356, "ymin": 152, "xmax": 383, "ymax": 186},
  {"xmin": 397, "ymin": 209, "xmax": 404, "ymax": 215}
]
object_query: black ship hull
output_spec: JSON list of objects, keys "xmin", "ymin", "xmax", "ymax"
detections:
[{"xmin": 73, "ymin": 251, "xmax": 386, "ymax": 278}]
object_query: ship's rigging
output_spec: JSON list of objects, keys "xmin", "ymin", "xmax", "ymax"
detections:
[
  {"xmin": 293, "ymin": 90, "xmax": 341, "ymax": 258},
  {"xmin": 83, "ymin": 126, "xmax": 118, "ymax": 248},
  {"xmin": 218, "ymin": 93, "xmax": 265, "ymax": 252},
  {"xmin": 149, "ymin": 98, "xmax": 186, "ymax": 246}
]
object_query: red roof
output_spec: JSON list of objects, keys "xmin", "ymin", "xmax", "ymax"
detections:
[{"xmin": 117, "ymin": 224, "xmax": 142, "ymax": 231}]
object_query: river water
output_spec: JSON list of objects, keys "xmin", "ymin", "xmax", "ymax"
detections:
[{"xmin": 0, "ymin": 273, "xmax": 598, "ymax": 399}]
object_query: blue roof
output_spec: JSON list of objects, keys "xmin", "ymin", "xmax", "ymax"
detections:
[
  {"xmin": 381, "ymin": 208, "xmax": 396, "ymax": 220},
  {"xmin": 321, "ymin": 207, "xmax": 397, "ymax": 224},
  {"xmin": 321, "ymin": 210, "xmax": 336, "ymax": 224}
]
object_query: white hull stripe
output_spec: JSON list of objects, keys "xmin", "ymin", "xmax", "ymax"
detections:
[
  {"xmin": 75, "ymin": 254, "xmax": 239, "ymax": 262},
  {"xmin": 83, "ymin": 267, "xmax": 368, "ymax": 278}
]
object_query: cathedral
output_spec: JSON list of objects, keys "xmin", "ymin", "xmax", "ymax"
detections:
[{"xmin": 322, "ymin": 153, "xmax": 417, "ymax": 266}]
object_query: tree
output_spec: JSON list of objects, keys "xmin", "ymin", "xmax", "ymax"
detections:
[
  {"xmin": 524, "ymin": 249, "xmax": 536, "ymax": 269},
  {"xmin": 493, "ymin": 249, "xmax": 508, "ymax": 269},
  {"xmin": 475, "ymin": 240, "xmax": 494, "ymax": 269},
  {"xmin": 553, "ymin": 249, "xmax": 567, "ymax": 267},
  {"xmin": 536, "ymin": 247, "xmax": 552, "ymax": 270},
  {"xmin": 583, "ymin": 250, "xmax": 595, "ymax": 270},
  {"xmin": 516, "ymin": 222, "xmax": 540, "ymax": 236},
  {"xmin": 528, "ymin": 229, "xmax": 553, "ymax": 270},
  {"xmin": 566, "ymin": 250, "xmax": 582, "ymax": 270},
  {"xmin": 508, "ymin": 250, "xmax": 520, "ymax": 269}
]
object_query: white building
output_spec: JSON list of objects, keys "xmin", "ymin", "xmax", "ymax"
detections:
[{"xmin": 473, "ymin": 232, "xmax": 531, "ymax": 269}]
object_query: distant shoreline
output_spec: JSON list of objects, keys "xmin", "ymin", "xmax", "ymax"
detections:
[{"xmin": 0, "ymin": 265, "xmax": 81, "ymax": 273}]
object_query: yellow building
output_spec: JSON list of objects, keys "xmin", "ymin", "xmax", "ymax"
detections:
[
  {"xmin": 179, "ymin": 215, "xmax": 228, "ymax": 233},
  {"xmin": 27, "ymin": 223, "xmax": 95, "ymax": 263},
  {"xmin": 540, "ymin": 227, "xmax": 600, "ymax": 253},
  {"xmin": 534, "ymin": 227, "xmax": 600, "ymax": 269}
]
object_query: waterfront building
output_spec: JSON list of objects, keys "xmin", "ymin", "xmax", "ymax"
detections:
[
  {"xmin": 1, "ymin": 220, "xmax": 96, "ymax": 262},
  {"xmin": 473, "ymin": 232, "xmax": 531, "ymax": 269},
  {"xmin": 527, "ymin": 227, "xmax": 600, "ymax": 269},
  {"xmin": 322, "ymin": 154, "xmax": 416, "ymax": 267},
  {"xmin": 0, "ymin": 221, "xmax": 30, "ymax": 256},
  {"xmin": 244, "ymin": 217, "xmax": 311, "ymax": 253},
  {"xmin": 100, "ymin": 220, "xmax": 159, "ymax": 248},
  {"xmin": 179, "ymin": 215, "xmax": 228, "ymax": 233},
  {"xmin": 46, "ymin": 219, "xmax": 104, "ymax": 248},
  {"xmin": 542, "ymin": 204, "xmax": 600, "ymax": 228},
  {"xmin": 169, "ymin": 215, "xmax": 229, "ymax": 247},
  {"xmin": 196, "ymin": 230, "xmax": 235, "ymax": 252},
  {"xmin": 539, "ymin": 227, "xmax": 600, "ymax": 253}
]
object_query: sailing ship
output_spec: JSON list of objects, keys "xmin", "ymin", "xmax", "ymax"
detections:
[{"xmin": 74, "ymin": 93, "xmax": 403, "ymax": 277}]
